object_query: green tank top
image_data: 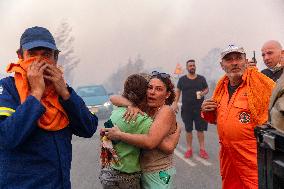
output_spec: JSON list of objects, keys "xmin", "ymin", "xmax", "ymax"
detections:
[{"xmin": 110, "ymin": 107, "xmax": 152, "ymax": 173}]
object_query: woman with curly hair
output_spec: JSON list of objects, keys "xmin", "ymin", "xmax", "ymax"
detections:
[
  {"xmin": 104, "ymin": 71, "xmax": 180, "ymax": 189},
  {"xmin": 100, "ymin": 73, "xmax": 180, "ymax": 189}
]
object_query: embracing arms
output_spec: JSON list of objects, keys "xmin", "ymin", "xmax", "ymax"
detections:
[{"xmin": 106, "ymin": 105, "xmax": 175, "ymax": 149}]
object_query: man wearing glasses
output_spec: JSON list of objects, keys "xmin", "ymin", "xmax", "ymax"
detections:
[{"xmin": 172, "ymin": 59, "xmax": 209, "ymax": 159}]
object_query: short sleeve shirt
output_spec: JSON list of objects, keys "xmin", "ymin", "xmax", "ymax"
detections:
[
  {"xmin": 110, "ymin": 107, "xmax": 153, "ymax": 173},
  {"xmin": 177, "ymin": 74, "xmax": 208, "ymax": 109}
]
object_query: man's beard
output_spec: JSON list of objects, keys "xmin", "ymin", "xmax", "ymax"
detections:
[
  {"xmin": 225, "ymin": 65, "xmax": 246, "ymax": 78},
  {"xmin": 189, "ymin": 69, "xmax": 195, "ymax": 74},
  {"xmin": 226, "ymin": 71, "xmax": 243, "ymax": 81}
]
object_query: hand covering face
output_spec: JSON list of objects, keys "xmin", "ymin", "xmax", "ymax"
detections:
[{"xmin": 6, "ymin": 57, "xmax": 69, "ymax": 131}]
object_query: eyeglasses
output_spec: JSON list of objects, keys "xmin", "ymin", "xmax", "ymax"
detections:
[{"xmin": 151, "ymin": 71, "xmax": 170, "ymax": 79}]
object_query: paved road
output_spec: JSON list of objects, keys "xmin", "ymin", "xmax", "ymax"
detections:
[{"xmin": 71, "ymin": 115, "xmax": 222, "ymax": 189}]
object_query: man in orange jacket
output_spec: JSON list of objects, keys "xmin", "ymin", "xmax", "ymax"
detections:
[{"xmin": 201, "ymin": 44, "xmax": 275, "ymax": 189}]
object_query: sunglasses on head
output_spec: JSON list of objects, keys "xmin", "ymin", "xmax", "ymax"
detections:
[{"xmin": 151, "ymin": 71, "xmax": 170, "ymax": 79}]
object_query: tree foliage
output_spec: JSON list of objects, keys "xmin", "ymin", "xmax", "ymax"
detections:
[
  {"xmin": 199, "ymin": 48, "xmax": 223, "ymax": 96},
  {"xmin": 54, "ymin": 22, "xmax": 79, "ymax": 85},
  {"xmin": 103, "ymin": 55, "xmax": 146, "ymax": 94}
]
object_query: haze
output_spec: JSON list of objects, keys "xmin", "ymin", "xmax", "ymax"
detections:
[{"xmin": 0, "ymin": 0, "xmax": 283, "ymax": 88}]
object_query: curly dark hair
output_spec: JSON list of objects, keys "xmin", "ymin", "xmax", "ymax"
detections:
[
  {"xmin": 122, "ymin": 74, "xmax": 148, "ymax": 106},
  {"xmin": 150, "ymin": 75, "xmax": 175, "ymax": 105}
]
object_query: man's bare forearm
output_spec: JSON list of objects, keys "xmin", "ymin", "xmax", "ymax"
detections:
[{"xmin": 174, "ymin": 90, "xmax": 181, "ymax": 104}]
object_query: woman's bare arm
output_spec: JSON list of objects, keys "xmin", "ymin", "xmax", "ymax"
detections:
[
  {"xmin": 110, "ymin": 95, "xmax": 132, "ymax": 107},
  {"xmin": 110, "ymin": 95, "xmax": 144, "ymax": 121},
  {"xmin": 157, "ymin": 123, "xmax": 181, "ymax": 154},
  {"xmin": 105, "ymin": 105, "xmax": 175, "ymax": 149}
]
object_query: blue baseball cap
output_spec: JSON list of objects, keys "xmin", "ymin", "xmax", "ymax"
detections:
[{"xmin": 20, "ymin": 26, "xmax": 58, "ymax": 50}]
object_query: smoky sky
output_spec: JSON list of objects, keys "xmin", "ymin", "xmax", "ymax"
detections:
[{"xmin": 0, "ymin": 0, "xmax": 283, "ymax": 87}]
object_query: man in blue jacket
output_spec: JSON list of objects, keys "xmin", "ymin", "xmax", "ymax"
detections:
[{"xmin": 0, "ymin": 26, "xmax": 98, "ymax": 189}]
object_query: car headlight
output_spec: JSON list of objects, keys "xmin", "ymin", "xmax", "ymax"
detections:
[
  {"xmin": 87, "ymin": 106, "xmax": 98, "ymax": 113},
  {"xmin": 104, "ymin": 101, "xmax": 111, "ymax": 107}
]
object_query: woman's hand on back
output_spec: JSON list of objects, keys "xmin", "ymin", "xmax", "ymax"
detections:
[{"xmin": 123, "ymin": 105, "xmax": 144, "ymax": 122}]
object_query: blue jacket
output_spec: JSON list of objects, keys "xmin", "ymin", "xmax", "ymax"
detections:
[{"xmin": 0, "ymin": 77, "xmax": 98, "ymax": 189}]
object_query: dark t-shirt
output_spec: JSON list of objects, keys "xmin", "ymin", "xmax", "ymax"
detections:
[
  {"xmin": 177, "ymin": 74, "xmax": 208, "ymax": 109},
  {"xmin": 228, "ymin": 82, "xmax": 241, "ymax": 100},
  {"xmin": 261, "ymin": 68, "xmax": 283, "ymax": 82}
]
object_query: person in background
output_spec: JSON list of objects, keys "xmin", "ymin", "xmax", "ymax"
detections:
[
  {"xmin": 0, "ymin": 26, "xmax": 98, "ymax": 189},
  {"xmin": 172, "ymin": 59, "xmax": 209, "ymax": 159},
  {"xmin": 261, "ymin": 40, "xmax": 284, "ymax": 81},
  {"xmin": 201, "ymin": 44, "xmax": 275, "ymax": 189}
]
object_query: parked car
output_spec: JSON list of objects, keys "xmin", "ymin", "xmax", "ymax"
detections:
[{"xmin": 76, "ymin": 85, "xmax": 113, "ymax": 119}]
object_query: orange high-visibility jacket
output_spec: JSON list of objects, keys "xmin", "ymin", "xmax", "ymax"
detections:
[{"xmin": 203, "ymin": 81, "xmax": 258, "ymax": 189}]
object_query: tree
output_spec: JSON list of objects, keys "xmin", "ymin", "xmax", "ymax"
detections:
[
  {"xmin": 199, "ymin": 48, "xmax": 223, "ymax": 96},
  {"xmin": 54, "ymin": 22, "xmax": 79, "ymax": 85},
  {"xmin": 103, "ymin": 55, "xmax": 146, "ymax": 94}
]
